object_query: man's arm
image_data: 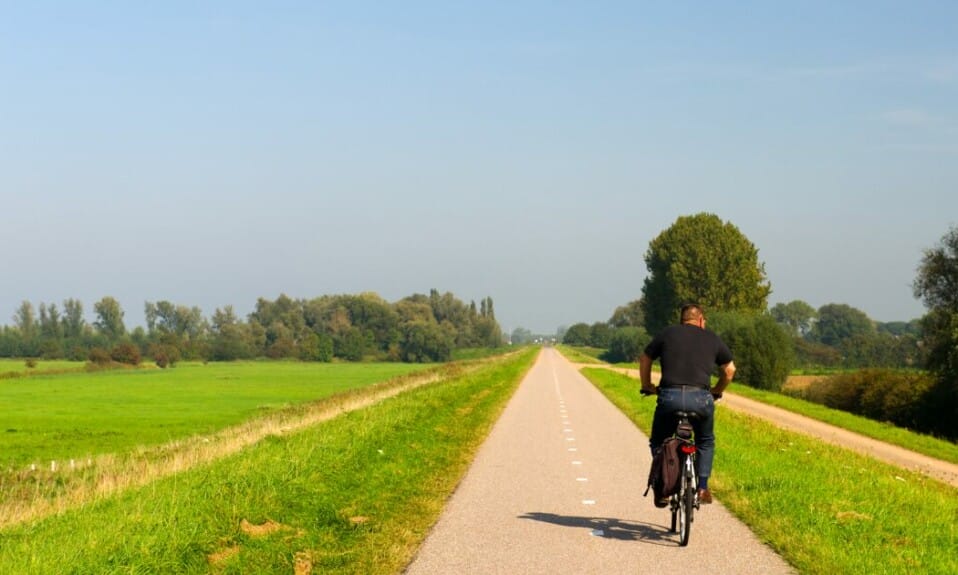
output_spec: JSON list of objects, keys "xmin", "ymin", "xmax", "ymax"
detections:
[
  {"xmin": 711, "ymin": 361, "xmax": 736, "ymax": 396},
  {"xmin": 639, "ymin": 353, "xmax": 657, "ymax": 394}
]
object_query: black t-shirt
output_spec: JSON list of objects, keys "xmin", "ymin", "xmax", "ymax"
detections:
[{"xmin": 644, "ymin": 324, "xmax": 733, "ymax": 390}]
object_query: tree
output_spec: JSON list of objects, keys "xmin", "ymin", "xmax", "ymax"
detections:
[
  {"xmin": 609, "ymin": 300, "xmax": 645, "ymax": 328},
  {"xmin": 791, "ymin": 337, "xmax": 842, "ymax": 368},
  {"xmin": 838, "ymin": 331, "xmax": 915, "ymax": 368},
  {"xmin": 13, "ymin": 301, "xmax": 37, "ymax": 342},
  {"xmin": 641, "ymin": 213, "xmax": 771, "ymax": 334},
  {"xmin": 562, "ymin": 323, "xmax": 591, "ymax": 346},
  {"xmin": 298, "ymin": 331, "xmax": 334, "ymax": 362},
  {"xmin": 808, "ymin": 303, "xmax": 874, "ymax": 347},
  {"xmin": 604, "ymin": 326, "xmax": 650, "ymax": 363},
  {"xmin": 93, "ymin": 296, "xmax": 126, "ymax": 341},
  {"xmin": 38, "ymin": 303, "xmax": 63, "ymax": 340},
  {"xmin": 770, "ymin": 300, "xmax": 817, "ymax": 337},
  {"xmin": 37, "ymin": 302, "xmax": 64, "ymax": 358},
  {"xmin": 913, "ymin": 225, "xmax": 958, "ymax": 439},
  {"xmin": 210, "ymin": 306, "xmax": 254, "ymax": 361},
  {"xmin": 399, "ymin": 321, "xmax": 452, "ymax": 362},
  {"xmin": 877, "ymin": 320, "xmax": 921, "ymax": 337},
  {"xmin": 145, "ymin": 300, "xmax": 208, "ymax": 359},
  {"xmin": 511, "ymin": 327, "xmax": 533, "ymax": 345},
  {"xmin": 589, "ymin": 322, "xmax": 612, "ymax": 348},
  {"xmin": 62, "ymin": 298, "xmax": 85, "ymax": 339}
]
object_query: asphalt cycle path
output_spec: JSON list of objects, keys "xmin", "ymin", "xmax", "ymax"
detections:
[{"xmin": 404, "ymin": 348, "xmax": 794, "ymax": 574}]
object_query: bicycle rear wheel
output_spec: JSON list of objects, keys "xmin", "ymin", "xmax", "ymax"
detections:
[
  {"xmin": 678, "ymin": 473, "xmax": 694, "ymax": 546},
  {"xmin": 670, "ymin": 498, "xmax": 678, "ymax": 532}
]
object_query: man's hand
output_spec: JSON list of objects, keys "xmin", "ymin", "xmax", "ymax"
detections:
[{"xmin": 639, "ymin": 353, "xmax": 657, "ymax": 396}]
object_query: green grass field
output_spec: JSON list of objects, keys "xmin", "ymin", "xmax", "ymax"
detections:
[
  {"xmin": 0, "ymin": 349, "xmax": 538, "ymax": 574},
  {"xmin": 0, "ymin": 361, "xmax": 432, "ymax": 467},
  {"xmin": 582, "ymin": 367, "xmax": 958, "ymax": 575}
]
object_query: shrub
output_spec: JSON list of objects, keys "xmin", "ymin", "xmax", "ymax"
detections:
[
  {"xmin": 88, "ymin": 347, "xmax": 112, "ymax": 366},
  {"xmin": 793, "ymin": 369, "xmax": 938, "ymax": 435},
  {"xmin": 24, "ymin": 358, "xmax": 37, "ymax": 369},
  {"xmin": 110, "ymin": 342, "xmax": 141, "ymax": 366},
  {"xmin": 150, "ymin": 344, "xmax": 181, "ymax": 369},
  {"xmin": 709, "ymin": 312, "xmax": 793, "ymax": 391}
]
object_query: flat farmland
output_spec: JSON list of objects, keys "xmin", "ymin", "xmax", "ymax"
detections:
[{"xmin": 0, "ymin": 361, "xmax": 432, "ymax": 468}]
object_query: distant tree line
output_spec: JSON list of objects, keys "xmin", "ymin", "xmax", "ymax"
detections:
[
  {"xmin": 769, "ymin": 301, "xmax": 922, "ymax": 369},
  {"xmin": 0, "ymin": 290, "xmax": 503, "ymax": 365}
]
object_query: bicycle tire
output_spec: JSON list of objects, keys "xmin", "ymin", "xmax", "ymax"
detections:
[
  {"xmin": 678, "ymin": 470, "xmax": 694, "ymax": 546},
  {"xmin": 670, "ymin": 498, "xmax": 678, "ymax": 532}
]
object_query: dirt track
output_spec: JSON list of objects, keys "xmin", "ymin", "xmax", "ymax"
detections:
[{"xmin": 605, "ymin": 365, "xmax": 958, "ymax": 488}]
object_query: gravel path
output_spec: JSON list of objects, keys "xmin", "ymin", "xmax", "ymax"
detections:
[{"xmin": 404, "ymin": 349, "xmax": 795, "ymax": 574}]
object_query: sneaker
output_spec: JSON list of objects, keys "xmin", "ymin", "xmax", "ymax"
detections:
[
  {"xmin": 654, "ymin": 496, "xmax": 669, "ymax": 508},
  {"xmin": 697, "ymin": 488, "xmax": 713, "ymax": 504}
]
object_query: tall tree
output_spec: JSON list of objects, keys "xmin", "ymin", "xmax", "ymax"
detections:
[
  {"xmin": 914, "ymin": 225, "xmax": 958, "ymax": 438},
  {"xmin": 641, "ymin": 213, "xmax": 771, "ymax": 334},
  {"xmin": 93, "ymin": 296, "xmax": 126, "ymax": 341},
  {"xmin": 62, "ymin": 298, "xmax": 85, "ymax": 339},
  {"xmin": 13, "ymin": 301, "xmax": 37, "ymax": 341},
  {"xmin": 38, "ymin": 303, "xmax": 63, "ymax": 340}
]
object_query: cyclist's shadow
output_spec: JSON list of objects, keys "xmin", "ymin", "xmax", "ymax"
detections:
[{"xmin": 517, "ymin": 512, "xmax": 676, "ymax": 546}]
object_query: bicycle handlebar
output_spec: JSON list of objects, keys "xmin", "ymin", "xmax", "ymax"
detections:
[{"xmin": 640, "ymin": 387, "xmax": 723, "ymax": 400}]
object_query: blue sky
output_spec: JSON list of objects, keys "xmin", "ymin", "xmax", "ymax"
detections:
[{"xmin": 2, "ymin": 2, "xmax": 956, "ymax": 334}]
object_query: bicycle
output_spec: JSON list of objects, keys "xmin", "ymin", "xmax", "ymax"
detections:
[
  {"xmin": 668, "ymin": 410, "xmax": 699, "ymax": 547},
  {"xmin": 642, "ymin": 389, "xmax": 710, "ymax": 547}
]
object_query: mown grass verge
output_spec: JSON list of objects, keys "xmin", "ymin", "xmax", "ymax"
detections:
[
  {"xmin": 730, "ymin": 384, "xmax": 958, "ymax": 465},
  {"xmin": 554, "ymin": 345, "xmax": 605, "ymax": 364},
  {"xmin": 582, "ymin": 367, "xmax": 958, "ymax": 575},
  {"xmin": 0, "ymin": 348, "xmax": 539, "ymax": 574}
]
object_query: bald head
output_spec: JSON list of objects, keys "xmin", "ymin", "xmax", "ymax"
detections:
[{"xmin": 680, "ymin": 304, "xmax": 704, "ymax": 324}]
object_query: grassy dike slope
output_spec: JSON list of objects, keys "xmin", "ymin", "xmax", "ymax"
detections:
[
  {"xmin": 582, "ymin": 368, "xmax": 957, "ymax": 575},
  {"xmin": 0, "ymin": 349, "xmax": 538, "ymax": 575}
]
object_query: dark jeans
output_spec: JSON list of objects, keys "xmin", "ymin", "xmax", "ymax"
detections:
[{"xmin": 650, "ymin": 386, "xmax": 716, "ymax": 480}]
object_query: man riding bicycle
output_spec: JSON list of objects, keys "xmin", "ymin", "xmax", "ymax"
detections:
[{"xmin": 639, "ymin": 303, "xmax": 735, "ymax": 506}]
